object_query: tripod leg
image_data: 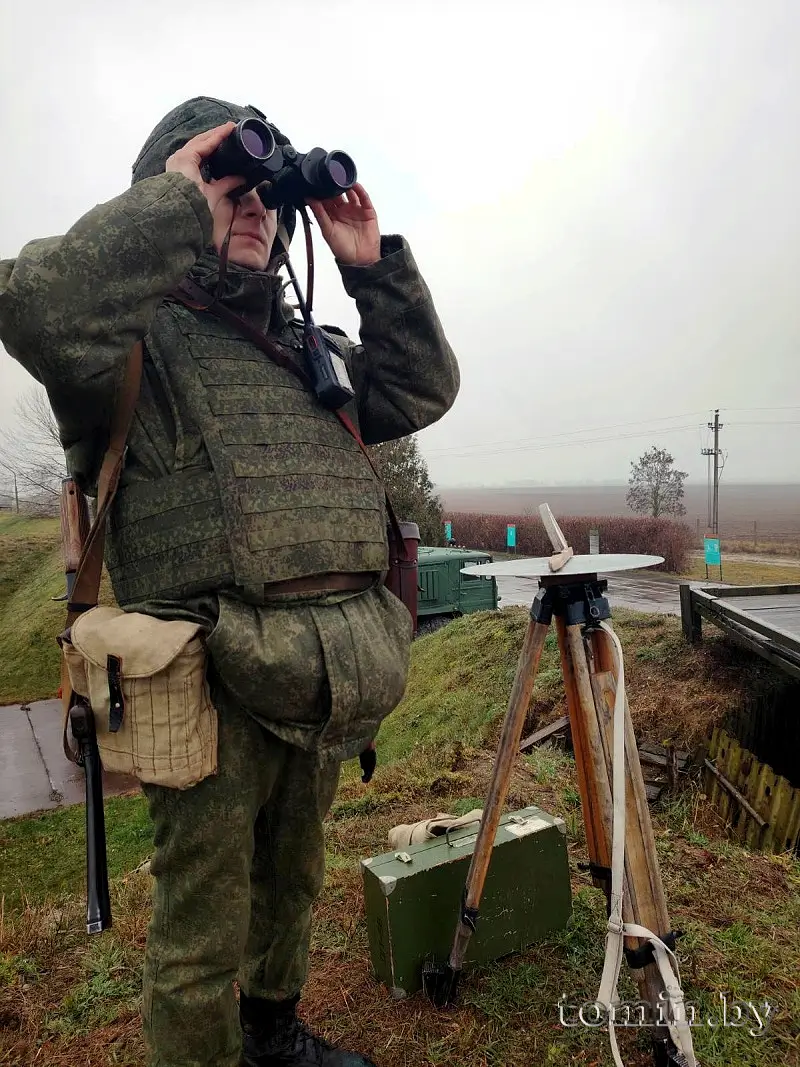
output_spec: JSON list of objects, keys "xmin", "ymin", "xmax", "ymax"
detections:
[
  {"xmin": 555, "ymin": 617, "xmax": 614, "ymax": 894},
  {"xmin": 558, "ymin": 619, "xmax": 680, "ymax": 1060},
  {"xmin": 587, "ymin": 627, "xmax": 671, "ymax": 1012},
  {"xmin": 447, "ymin": 619, "xmax": 551, "ymax": 975}
]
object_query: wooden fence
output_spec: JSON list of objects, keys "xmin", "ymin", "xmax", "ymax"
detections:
[{"xmin": 705, "ymin": 727, "xmax": 800, "ymax": 853}]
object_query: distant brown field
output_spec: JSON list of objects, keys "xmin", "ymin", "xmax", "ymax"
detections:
[{"xmin": 438, "ymin": 483, "xmax": 800, "ymax": 553}]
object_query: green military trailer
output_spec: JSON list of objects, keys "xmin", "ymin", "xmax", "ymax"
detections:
[{"xmin": 416, "ymin": 546, "xmax": 499, "ymax": 633}]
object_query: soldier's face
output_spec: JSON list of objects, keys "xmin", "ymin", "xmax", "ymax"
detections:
[{"xmin": 212, "ymin": 188, "xmax": 278, "ymax": 271}]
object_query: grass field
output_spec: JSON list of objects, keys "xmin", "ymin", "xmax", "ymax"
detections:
[
  {"xmin": 2, "ymin": 605, "xmax": 799, "ymax": 1066},
  {"xmin": 681, "ymin": 557, "xmax": 800, "ymax": 586},
  {"xmin": 0, "ymin": 514, "xmax": 66, "ymax": 705},
  {"xmin": 0, "ymin": 514, "xmax": 115, "ymax": 705}
]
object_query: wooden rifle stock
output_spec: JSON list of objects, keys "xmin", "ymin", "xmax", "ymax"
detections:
[{"xmin": 55, "ymin": 478, "xmax": 91, "ymax": 601}]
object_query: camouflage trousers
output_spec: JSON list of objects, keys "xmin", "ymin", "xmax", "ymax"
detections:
[{"xmin": 141, "ymin": 695, "xmax": 341, "ymax": 1067}]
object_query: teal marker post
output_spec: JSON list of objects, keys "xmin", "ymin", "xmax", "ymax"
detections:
[{"xmin": 704, "ymin": 536, "xmax": 722, "ymax": 580}]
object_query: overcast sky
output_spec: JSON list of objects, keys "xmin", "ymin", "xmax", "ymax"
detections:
[{"xmin": 1, "ymin": 0, "xmax": 799, "ymax": 488}]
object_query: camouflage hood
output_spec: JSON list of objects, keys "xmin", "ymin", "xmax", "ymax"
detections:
[{"xmin": 132, "ymin": 96, "xmax": 295, "ymax": 262}]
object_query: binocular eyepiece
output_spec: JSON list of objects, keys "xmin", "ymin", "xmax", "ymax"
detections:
[{"xmin": 203, "ymin": 117, "xmax": 357, "ymax": 207}]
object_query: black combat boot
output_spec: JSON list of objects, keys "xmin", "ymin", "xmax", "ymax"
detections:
[{"xmin": 239, "ymin": 991, "xmax": 377, "ymax": 1067}]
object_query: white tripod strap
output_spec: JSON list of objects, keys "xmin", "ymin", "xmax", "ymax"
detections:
[{"xmin": 595, "ymin": 622, "xmax": 698, "ymax": 1067}]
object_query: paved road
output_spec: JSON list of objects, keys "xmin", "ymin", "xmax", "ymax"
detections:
[
  {"xmin": 495, "ymin": 553, "xmax": 800, "ymax": 616},
  {"xmin": 496, "ymin": 570, "xmax": 685, "ymax": 615},
  {"xmin": 0, "ymin": 699, "xmax": 138, "ymax": 820}
]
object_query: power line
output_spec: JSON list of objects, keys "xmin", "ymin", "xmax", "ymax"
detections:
[
  {"xmin": 424, "ymin": 411, "xmax": 708, "ymax": 456},
  {"xmin": 424, "ymin": 411, "xmax": 800, "ymax": 459},
  {"xmin": 724, "ymin": 405, "xmax": 800, "ymax": 412},
  {"xmin": 425, "ymin": 422, "xmax": 704, "ymax": 461}
]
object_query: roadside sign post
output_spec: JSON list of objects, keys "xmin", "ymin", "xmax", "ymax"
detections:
[
  {"xmin": 506, "ymin": 524, "xmax": 516, "ymax": 554},
  {"xmin": 704, "ymin": 536, "xmax": 722, "ymax": 581}
]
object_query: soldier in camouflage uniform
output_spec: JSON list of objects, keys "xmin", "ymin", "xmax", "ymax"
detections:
[{"xmin": 0, "ymin": 97, "xmax": 459, "ymax": 1067}]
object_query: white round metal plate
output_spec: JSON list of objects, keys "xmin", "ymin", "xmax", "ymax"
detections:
[{"xmin": 460, "ymin": 554, "xmax": 665, "ymax": 578}]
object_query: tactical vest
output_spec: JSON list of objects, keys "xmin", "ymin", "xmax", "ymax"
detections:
[{"xmin": 105, "ymin": 302, "xmax": 388, "ymax": 606}]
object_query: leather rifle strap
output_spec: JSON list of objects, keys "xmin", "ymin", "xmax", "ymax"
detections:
[
  {"xmin": 67, "ymin": 342, "xmax": 145, "ymax": 622},
  {"xmin": 173, "ymin": 281, "xmax": 409, "ymax": 558},
  {"xmin": 61, "ymin": 341, "xmax": 144, "ymax": 760}
]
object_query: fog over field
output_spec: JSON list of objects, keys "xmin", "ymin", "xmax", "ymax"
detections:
[{"xmin": 439, "ymin": 483, "xmax": 800, "ymax": 542}]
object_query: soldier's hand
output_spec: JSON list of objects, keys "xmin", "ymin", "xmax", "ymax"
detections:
[
  {"xmin": 166, "ymin": 123, "xmax": 246, "ymax": 215},
  {"xmin": 308, "ymin": 183, "xmax": 381, "ymax": 266}
]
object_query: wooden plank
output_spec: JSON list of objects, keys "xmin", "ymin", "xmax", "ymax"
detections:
[
  {"xmin": 519, "ymin": 715, "xmax": 569, "ymax": 752},
  {"xmin": 712, "ymin": 600, "xmax": 800, "ymax": 658},
  {"xmin": 746, "ymin": 761, "xmax": 772, "ymax": 850},
  {"xmin": 761, "ymin": 772, "xmax": 781, "ymax": 852},
  {"xmin": 680, "ymin": 583, "xmax": 702, "ymax": 643},
  {"xmin": 740, "ymin": 755, "xmax": 764, "ymax": 848},
  {"xmin": 731, "ymin": 750, "xmax": 754, "ymax": 845},
  {"xmin": 726, "ymin": 740, "xmax": 744, "ymax": 831},
  {"xmin": 781, "ymin": 789, "xmax": 800, "ymax": 853},
  {"xmin": 768, "ymin": 777, "xmax": 794, "ymax": 855},
  {"xmin": 706, "ymin": 584, "xmax": 800, "ymax": 598},
  {"xmin": 538, "ymin": 504, "xmax": 569, "ymax": 551},
  {"xmin": 715, "ymin": 734, "xmax": 733, "ymax": 825},
  {"xmin": 704, "ymin": 759, "xmax": 768, "ymax": 829},
  {"xmin": 638, "ymin": 747, "xmax": 689, "ymax": 769},
  {"xmin": 706, "ymin": 728, "xmax": 722, "ymax": 812},
  {"xmin": 690, "ymin": 599, "xmax": 800, "ymax": 681}
]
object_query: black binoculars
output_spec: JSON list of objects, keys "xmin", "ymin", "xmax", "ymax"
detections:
[{"xmin": 203, "ymin": 117, "xmax": 357, "ymax": 207}]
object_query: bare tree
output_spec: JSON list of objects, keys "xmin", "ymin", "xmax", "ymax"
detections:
[
  {"xmin": 0, "ymin": 386, "xmax": 66, "ymax": 514},
  {"xmin": 626, "ymin": 446, "xmax": 688, "ymax": 518}
]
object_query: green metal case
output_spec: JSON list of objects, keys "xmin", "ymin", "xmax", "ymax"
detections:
[
  {"xmin": 361, "ymin": 805, "xmax": 572, "ymax": 997},
  {"xmin": 416, "ymin": 546, "xmax": 499, "ymax": 619}
]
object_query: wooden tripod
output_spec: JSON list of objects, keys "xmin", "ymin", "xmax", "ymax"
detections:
[{"xmin": 449, "ymin": 574, "xmax": 684, "ymax": 1066}]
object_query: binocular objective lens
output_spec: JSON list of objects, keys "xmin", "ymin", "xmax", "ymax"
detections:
[
  {"xmin": 240, "ymin": 123, "xmax": 275, "ymax": 160},
  {"xmin": 326, "ymin": 151, "xmax": 356, "ymax": 189}
]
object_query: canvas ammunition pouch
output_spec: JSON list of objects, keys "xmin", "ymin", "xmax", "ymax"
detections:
[{"xmin": 60, "ymin": 606, "xmax": 216, "ymax": 788}]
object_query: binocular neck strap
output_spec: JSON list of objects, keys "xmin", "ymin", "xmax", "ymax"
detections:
[
  {"xmin": 298, "ymin": 205, "xmax": 315, "ymax": 318},
  {"xmin": 214, "ymin": 201, "xmax": 240, "ymax": 303}
]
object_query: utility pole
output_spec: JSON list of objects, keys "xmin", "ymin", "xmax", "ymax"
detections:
[{"xmin": 700, "ymin": 410, "xmax": 723, "ymax": 535}]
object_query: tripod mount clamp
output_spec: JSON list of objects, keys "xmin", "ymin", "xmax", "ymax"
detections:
[{"xmin": 530, "ymin": 577, "xmax": 611, "ymax": 629}]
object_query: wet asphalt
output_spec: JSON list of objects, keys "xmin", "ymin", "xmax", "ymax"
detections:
[
  {"xmin": 0, "ymin": 699, "xmax": 138, "ymax": 821},
  {"xmin": 495, "ymin": 569, "xmax": 685, "ymax": 615}
]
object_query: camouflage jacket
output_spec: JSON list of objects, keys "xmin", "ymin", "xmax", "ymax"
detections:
[{"xmin": 0, "ymin": 173, "xmax": 459, "ymax": 759}]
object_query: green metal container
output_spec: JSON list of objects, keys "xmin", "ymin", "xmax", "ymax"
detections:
[
  {"xmin": 417, "ymin": 546, "xmax": 499, "ymax": 621},
  {"xmin": 361, "ymin": 805, "xmax": 571, "ymax": 998}
]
